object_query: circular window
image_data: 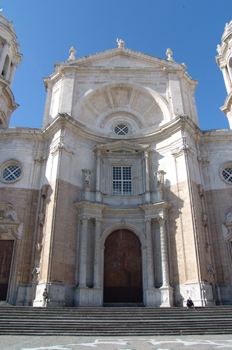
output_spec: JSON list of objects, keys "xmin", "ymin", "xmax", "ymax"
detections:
[
  {"xmin": 220, "ymin": 162, "xmax": 232, "ymax": 184},
  {"xmin": 114, "ymin": 124, "xmax": 129, "ymax": 135},
  {"xmin": 0, "ymin": 160, "xmax": 23, "ymax": 183}
]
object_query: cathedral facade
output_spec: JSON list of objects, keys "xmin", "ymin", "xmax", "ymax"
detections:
[{"xmin": 1, "ymin": 13, "xmax": 232, "ymax": 307}]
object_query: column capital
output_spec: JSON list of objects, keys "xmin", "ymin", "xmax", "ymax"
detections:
[
  {"xmin": 81, "ymin": 216, "xmax": 90, "ymax": 223},
  {"xmin": 95, "ymin": 218, "xmax": 102, "ymax": 224},
  {"xmin": 144, "ymin": 218, "xmax": 152, "ymax": 224},
  {"xmin": 157, "ymin": 215, "xmax": 167, "ymax": 224}
]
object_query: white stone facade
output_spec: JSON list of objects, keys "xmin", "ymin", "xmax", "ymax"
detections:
[{"xmin": 1, "ymin": 17, "xmax": 232, "ymax": 308}]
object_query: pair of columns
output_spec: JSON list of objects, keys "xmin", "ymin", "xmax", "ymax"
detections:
[
  {"xmin": 0, "ymin": 41, "xmax": 17, "ymax": 85},
  {"xmin": 78, "ymin": 215, "xmax": 170, "ymax": 290},
  {"xmin": 145, "ymin": 217, "xmax": 170, "ymax": 288},
  {"xmin": 0, "ymin": 41, "xmax": 17, "ymax": 86},
  {"xmin": 78, "ymin": 216, "xmax": 102, "ymax": 288}
]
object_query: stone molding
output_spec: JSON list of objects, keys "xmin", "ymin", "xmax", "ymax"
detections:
[
  {"xmin": 51, "ymin": 142, "xmax": 74, "ymax": 157},
  {"xmin": 171, "ymin": 141, "xmax": 195, "ymax": 158},
  {"xmin": 100, "ymin": 221, "xmax": 146, "ymax": 246}
]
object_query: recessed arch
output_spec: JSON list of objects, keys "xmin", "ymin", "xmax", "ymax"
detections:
[
  {"xmin": 104, "ymin": 228, "xmax": 143, "ymax": 303},
  {"xmin": 101, "ymin": 221, "xmax": 146, "ymax": 247},
  {"xmin": 73, "ymin": 82, "xmax": 172, "ymax": 133}
]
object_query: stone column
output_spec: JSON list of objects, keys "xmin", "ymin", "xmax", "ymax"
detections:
[
  {"xmin": 144, "ymin": 150, "xmax": 151, "ymax": 202},
  {"xmin": 96, "ymin": 150, "xmax": 102, "ymax": 202},
  {"xmin": 0, "ymin": 42, "xmax": 9, "ymax": 73},
  {"xmin": 221, "ymin": 64, "xmax": 231, "ymax": 94},
  {"xmin": 93, "ymin": 218, "xmax": 102, "ymax": 288},
  {"xmin": 145, "ymin": 218, "xmax": 155, "ymax": 288},
  {"xmin": 42, "ymin": 82, "xmax": 53, "ymax": 127},
  {"xmin": 78, "ymin": 216, "xmax": 89, "ymax": 288},
  {"xmin": 159, "ymin": 217, "xmax": 170, "ymax": 287},
  {"xmin": 9, "ymin": 63, "xmax": 17, "ymax": 87}
]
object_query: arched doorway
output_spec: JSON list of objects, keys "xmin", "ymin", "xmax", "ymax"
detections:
[{"xmin": 104, "ymin": 229, "xmax": 143, "ymax": 303}]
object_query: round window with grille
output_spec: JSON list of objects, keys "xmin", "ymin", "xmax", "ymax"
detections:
[
  {"xmin": 114, "ymin": 124, "xmax": 129, "ymax": 135},
  {"xmin": 220, "ymin": 162, "xmax": 232, "ymax": 184},
  {"xmin": 0, "ymin": 160, "xmax": 23, "ymax": 183}
]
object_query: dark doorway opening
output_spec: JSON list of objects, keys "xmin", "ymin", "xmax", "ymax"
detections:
[
  {"xmin": 0, "ymin": 240, "xmax": 14, "ymax": 300},
  {"xmin": 104, "ymin": 229, "xmax": 143, "ymax": 303}
]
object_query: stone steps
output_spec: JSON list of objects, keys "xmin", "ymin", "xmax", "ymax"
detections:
[{"xmin": 0, "ymin": 306, "xmax": 232, "ymax": 336}]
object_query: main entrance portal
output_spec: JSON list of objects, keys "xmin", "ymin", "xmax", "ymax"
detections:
[
  {"xmin": 0, "ymin": 240, "xmax": 14, "ymax": 300},
  {"xmin": 104, "ymin": 229, "xmax": 143, "ymax": 303}
]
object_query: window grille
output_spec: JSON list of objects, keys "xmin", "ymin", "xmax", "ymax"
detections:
[
  {"xmin": 222, "ymin": 167, "xmax": 232, "ymax": 183},
  {"xmin": 3, "ymin": 164, "xmax": 21, "ymax": 182},
  {"xmin": 113, "ymin": 166, "xmax": 132, "ymax": 195},
  {"xmin": 114, "ymin": 124, "xmax": 129, "ymax": 135}
]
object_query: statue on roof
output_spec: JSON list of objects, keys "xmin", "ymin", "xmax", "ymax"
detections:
[
  {"xmin": 117, "ymin": 38, "xmax": 125, "ymax": 48},
  {"xmin": 68, "ymin": 46, "xmax": 76, "ymax": 60}
]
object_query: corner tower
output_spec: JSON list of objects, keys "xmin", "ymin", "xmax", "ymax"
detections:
[
  {"xmin": 0, "ymin": 13, "xmax": 22, "ymax": 128},
  {"xmin": 216, "ymin": 20, "xmax": 232, "ymax": 128}
]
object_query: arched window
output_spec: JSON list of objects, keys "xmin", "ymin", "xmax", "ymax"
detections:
[
  {"xmin": 2, "ymin": 55, "xmax": 9, "ymax": 78},
  {"xmin": 228, "ymin": 57, "xmax": 232, "ymax": 85}
]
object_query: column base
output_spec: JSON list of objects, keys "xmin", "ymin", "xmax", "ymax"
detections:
[
  {"xmin": 145, "ymin": 286, "xmax": 173, "ymax": 307},
  {"xmin": 74, "ymin": 287, "xmax": 103, "ymax": 307},
  {"xmin": 33, "ymin": 282, "xmax": 66, "ymax": 307},
  {"xmin": 96, "ymin": 191, "xmax": 102, "ymax": 202}
]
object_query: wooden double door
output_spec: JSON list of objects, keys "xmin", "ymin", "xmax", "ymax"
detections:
[
  {"xmin": 0, "ymin": 240, "xmax": 14, "ymax": 300},
  {"xmin": 104, "ymin": 229, "xmax": 143, "ymax": 303}
]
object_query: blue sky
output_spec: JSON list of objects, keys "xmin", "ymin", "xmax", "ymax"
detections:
[{"xmin": 3, "ymin": 0, "xmax": 232, "ymax": 130}]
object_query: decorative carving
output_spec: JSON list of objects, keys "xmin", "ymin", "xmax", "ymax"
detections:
[
  {"xmin": 197, "ymin": 156, "xmax": 210, "ymax": 165},
  {"xmin": 166, "ymin": 48, "xmax": 174, "ymax": 62},
  {"xmin": 41, "ymin": 184, "xmax": 49, "ymax": 198},
  {"xmin": 198, "ymin": 184, "xmax": 204, "ymax": 197},
  {"xmin": 82, "ymin": 169, "xmax": 92, "ymax": 188},
  {"xmin": 51, "ymin": 143, "xmax": 74, "ymax": 156},
  {"xmin": 37, "ymin": 243, "xmax": 42, "ymax": 253},
  {"xmin": 223, "ymin": 211, "xmax": 232, "ymax": 241},
  {"xmin": 155, "ymin": 170, "xmax": 164, "ymax": 187},
  {"xmin": 217, "ymin": 44, "xmax": 222, "ymax": 55},
  {"xmin": 32, "ymin": 266, "xmax": 40, "ymax": 275},
  {"xmin": 0, "ymin": 202, "xmax": 21, "ymax": 240},
  {"xmin": 81, "ymin": 216, "xmax": 90, "ymax": 224},
  {"xmin": 39, "ymin": 213, "xmax": 45, "ymax": 226},
  {"xmin": 202, "ymin": 213, "xmax": 208, "ymax": 227},
  {"xmin": 117, "ymin": 38, "xmax": 125, "ymax": 48},
  {"xmin": 207, "ymin": 263, "xmax": 215, "ymax": 283},
  {"xmin": 171, "ymin": 141, "xmax": 194, "ymax": 158},
  {"xmin": 68, "ymin": 46, "xmax": 76, "ymax": 60},
  {"xmin": 34, "ymin": 155, "xmax": 47, "ymax": 163}
]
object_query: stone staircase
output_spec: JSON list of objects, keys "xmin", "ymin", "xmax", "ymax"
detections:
[{"xmin": 0, "ymin": 306, "xmax": 232, "ymax": 336}]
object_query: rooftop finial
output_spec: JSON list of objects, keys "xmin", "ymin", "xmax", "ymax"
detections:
[
  {"xmin": 68, "ymin": 46, "xmax": 76, "ymax": 60},
  {"xmin": 117, "ymin": 38, "xmax": 125, "ymax": 48},
  {"xmin": 166, "ymin": 48, "xmax": 174, "ymax": 62}
]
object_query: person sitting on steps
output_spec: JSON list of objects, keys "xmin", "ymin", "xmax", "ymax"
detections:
[{"xmin": 186, "ymin": 296, "xmax": 195, "ymax": 310}]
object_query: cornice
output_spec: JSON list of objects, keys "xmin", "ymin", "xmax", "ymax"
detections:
[
  {"xmin": 220, "ymin": 91, "xmax": 232, "ymax": 115},
  {"xmin": 41, "ymin": 113, "xmax": 203, "ymax": 144}
]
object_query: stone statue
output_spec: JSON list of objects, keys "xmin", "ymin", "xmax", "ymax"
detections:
[
  {"xmin": 217, "ymin": 44, "xmax": 222, "ymax": 55},
  {"xmin": 117, "ymin": 38, "xmax": 125, "ymax": 48},
  {"xmin": 166, "ymin": 48, "xmax": 174, "ymax": 62},
  {"xmin": 155, "ymin": 170, "xmax": 164, "ymax": 187},
  {"xmin": 68, "ymin": 46, "xmax": 76, "ymax": 60},
  {"xmin": 82, "ymin": 169, "xmax": 92, "ymax": 188},
  {"xmin": 4, "ymin": 203, "xmax": 19, "ymax": 222},
  {"xmin": 225, "ymin": 211, "xmax": 232, "ymax": 225}
]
